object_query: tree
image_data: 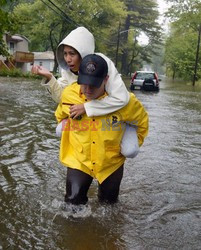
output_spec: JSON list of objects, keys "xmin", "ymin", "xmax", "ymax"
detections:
[
  {"xmin": 164, "ymin": 0, "xmax": 201, "ymax": 84},
  {"xmin": 0, "ymin": 0, "xmax": 18, "ymax": 56},
  {"xmin": 164, "ymin": 27, "xmax": 198, "ymax": 80},
  {"xmin": 119, "ymin": 0, "xmax": 163, "ymax": 75},
  {"xmin": 10, "ymin": 0, "xmax": 164, "ymax": 74},
  {"xmin": 13, "ymin": 0, "xmax": 126, "ymax": 72}
]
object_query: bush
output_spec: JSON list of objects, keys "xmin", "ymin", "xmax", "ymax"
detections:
[{"xmin": 0, "ymin": 68, "xmax": 41, "ymax": 78}]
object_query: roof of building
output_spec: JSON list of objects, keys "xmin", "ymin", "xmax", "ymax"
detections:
[
  {"xmin": 4, "ymin": 34, "xmax": 30, "ymax": 43},
  {"xmin": 34, "ymin": 51, "xmax": 55, "ymax": 60},
  {"xmin": 10, "ymin": 34, "xmax": 30, "ymax": 42},
  {"xmin": 10, "ymin": 35, "xmax": 24, "ymax": 42}
]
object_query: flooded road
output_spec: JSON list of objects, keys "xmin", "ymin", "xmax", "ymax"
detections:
[{"xmin": 0, "ymin": 76, "xmax": 201, "ymax": 249}]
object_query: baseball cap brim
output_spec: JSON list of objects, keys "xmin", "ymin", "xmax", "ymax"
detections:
[{"xmin": 78, "ymin": 74, "xmax": 104, "ymax": 88}]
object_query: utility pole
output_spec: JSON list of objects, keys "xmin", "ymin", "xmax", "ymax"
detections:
[{"xmin": 193, "ymin": 23, "xmax": 201, "ymax": 86}]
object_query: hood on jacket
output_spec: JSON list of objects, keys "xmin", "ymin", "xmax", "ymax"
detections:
[{"xmin": 56, "ymin": 27, "xmax": 95, "ymax": 70}]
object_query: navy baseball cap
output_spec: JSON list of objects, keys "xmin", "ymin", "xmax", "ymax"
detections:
[{"xmin": 78, "ymin": 54, "xmax": 108, "ymax": 88}]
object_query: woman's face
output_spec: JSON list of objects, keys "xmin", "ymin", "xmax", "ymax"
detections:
[{"xmin": 63, "ymin": 45, "xmax": 81, "ymax": 72}]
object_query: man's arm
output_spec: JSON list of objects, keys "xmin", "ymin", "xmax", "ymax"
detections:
[
  {"xmin": 55, "ymin": 101, "xmax": 70, "ymax": 123},
  {"xmin": 55, "ymin": 83, "xmax": 84, "ymax": 123}
]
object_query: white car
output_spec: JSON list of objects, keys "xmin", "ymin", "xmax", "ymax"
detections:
[{"xmin": 130, "ymin": 71, "xmax": 160, "ymax": 91}]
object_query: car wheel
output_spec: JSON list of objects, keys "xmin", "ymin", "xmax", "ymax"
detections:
[{"xmin": 130, "ymin": 84, "xmax": 135, "ymax": 90}]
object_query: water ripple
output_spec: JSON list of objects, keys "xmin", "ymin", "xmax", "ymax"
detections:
[{"xmin": 1, "ymin": 78, "xmax": 201, "ymax": 249}]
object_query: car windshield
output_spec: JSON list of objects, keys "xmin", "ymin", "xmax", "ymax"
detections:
[{"xmin": 136, "ymin": 72, "xmax": 154, "ymax": 80}]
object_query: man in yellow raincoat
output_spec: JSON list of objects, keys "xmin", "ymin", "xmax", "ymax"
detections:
[{"xmin": 55, "ymin": 54, "xmax": 149, "ymax": 205}]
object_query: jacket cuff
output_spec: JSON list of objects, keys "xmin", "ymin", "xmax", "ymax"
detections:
[
  {"xmin": 84, "ymin": 102, "xmax": 93, "ymax": 117},
  {"xmin": 40, "ymin": 75, "xmax": 57, "ymax": 87}
]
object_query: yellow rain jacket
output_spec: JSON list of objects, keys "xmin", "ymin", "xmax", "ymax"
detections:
[{"xmin": 55, "ymin": 83, "xmax": 149, "ymax": 184}]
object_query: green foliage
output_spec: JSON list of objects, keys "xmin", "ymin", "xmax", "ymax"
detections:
[
  {"xmin": 0, "ymin": 39, "xmax": 9, "ymax": 57},
  {"xmin": 0, "ymin": 0, "xmax": 19, "ymax": 56},
  {"xmin": 115, "ymin": 0, "xmax": 163, "ymax": 74},
  {"xmin": 6, "ymin": 0, "xmax": 164, "ymax": 74},
  {"xmin": 13, "ymin": 0, "xmax": 126, "ymax": 55},
  {"xmin": 164, "ymin": 0, "xmax": 201, "ymax": 81},
  {"xmin": 13, "ymin": 0, "xmax": 57, "ymax": 51},
  {"xmin": 0, "ymin": 0, "xmax": 8, "ymax": 4},
  {"xmin": 0, "ymin": 68, "xmax": 39, "ymax": 78},
  {"xmin": 165, "ymin": 29, "xmax": 199, "ymax": 79}
]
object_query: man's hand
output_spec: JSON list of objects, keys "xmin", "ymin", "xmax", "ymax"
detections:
[
  {"xmin": 31, "ymin": 65, "xmax": 53, "ymax": 80},
  {"xmin": 70, "ymin": 104, "xmax": 86, "ymax": 119}
]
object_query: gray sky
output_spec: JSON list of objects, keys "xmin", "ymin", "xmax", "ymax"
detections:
[
  {"xmin": 157, "ymin": 0, "xmax": 169, "ymax": 14},
  {"xmin": 138, "ymin": 0, "xmax": 169, "ymax": 44}
]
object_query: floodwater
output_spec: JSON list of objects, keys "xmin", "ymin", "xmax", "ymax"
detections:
[{"xmin": 0, "ymin": 76, "xmax": 201, "ymax": 249}]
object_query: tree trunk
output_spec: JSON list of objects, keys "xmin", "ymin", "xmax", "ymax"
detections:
[
  {"xmin": 192, "ymin": 23, "xmax": 201, "ymax": 86},
  {"xmin": 115, "ymin": 22, "xmax": 121, "ymax": 68},
  {"xmin": 127, "ymin": 37, "xmax": 138, "ymax": 75},
  {"xmin": 53, "ymin": 54, "xmax": 58, "ymax": 74},
  {"xmin": 172, "ymin": 66, "xmax": 176, "ymax": 80},
  {"xmin": 121, "ymin": 15, "xmax": 131, "ymax": 75},
  {"xmin": 49, "ymin": 23, "xmax": 60, "ymax": 74}
]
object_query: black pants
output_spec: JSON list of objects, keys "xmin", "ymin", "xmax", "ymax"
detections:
[{"xmin": 65, "ymin": 165, "xmax": 124, "ymax": 205}]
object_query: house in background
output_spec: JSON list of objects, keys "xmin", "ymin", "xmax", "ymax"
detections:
[
  {"xmin": 27, "ymin": 51, "xmax": 55, "ymax": 72},
  {"xmin": 0, "ymin": 34, "xmax": 34, "ymax": 72}
]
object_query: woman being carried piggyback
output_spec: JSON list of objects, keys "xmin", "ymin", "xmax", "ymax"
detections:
[{"xmin": 32, "ymin": 27, "xmax": 142, "ymax": 158}]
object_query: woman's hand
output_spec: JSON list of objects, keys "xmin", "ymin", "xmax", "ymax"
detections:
[
  {"xmin": 31, "ymin": 65, "xmax": 53, "ymax": 80},
  {"xmin": 70, "ymin": 104, "xmax": 86, "ymax": 119}
]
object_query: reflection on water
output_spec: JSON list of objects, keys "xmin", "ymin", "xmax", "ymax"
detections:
[{"xmin": 0, "ymin": 77, "xmax": 201, "ymax": 249}]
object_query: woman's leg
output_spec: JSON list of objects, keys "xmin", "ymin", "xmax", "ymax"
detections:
[
  {"xmin": 65, "ymin": 168, "xmax": 93, "ymax": 205},
  {"xmin": 56, "ymin": 119, "xmax": 68, "ymax": 137},
  {"xmin": 121, "ymin": 124, "xmax": 139, "ymax": 158}
]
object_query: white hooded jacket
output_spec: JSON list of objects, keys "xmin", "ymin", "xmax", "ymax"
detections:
[{"xmin": 41, "ymin": 26, "xmax": 129, "ymax": 117}]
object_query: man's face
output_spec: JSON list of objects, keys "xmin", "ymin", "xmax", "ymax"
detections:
[
  {"xmin": 80, "ymin": 79, "xmax": 106, "ymax": 100},
  {"xmin": 63, "ymin": 45, "xmax": 81, "ymax": 72}
]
